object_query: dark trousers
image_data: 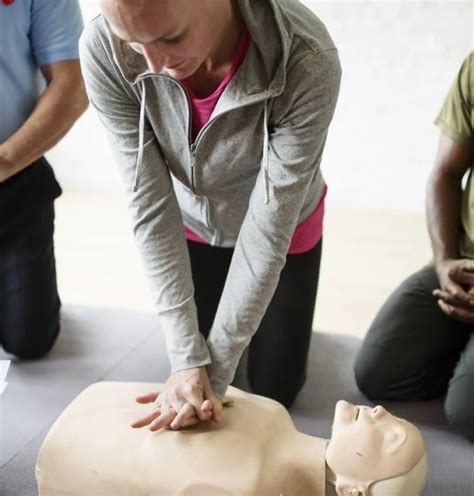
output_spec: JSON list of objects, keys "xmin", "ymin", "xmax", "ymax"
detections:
[
  {"xmin": 354, "ymin": 265, "xmax": 474, "ymax": 442},
  {"xmin": 187, "ymin": 238, "xmax": 322, "ymax": 408},
  {"xmin": 0, "ymin": 161, "xmax": 61, "ymax": 359}
]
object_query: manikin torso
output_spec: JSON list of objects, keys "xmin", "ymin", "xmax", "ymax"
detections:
[{"xmin": 36, "ymin": 382, "xmax": 427, "ymax": 496}]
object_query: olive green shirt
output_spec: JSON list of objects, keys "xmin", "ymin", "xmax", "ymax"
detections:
[{"xmin": 435, "ymin": 52, "xmax": 474, "ymax": 258}]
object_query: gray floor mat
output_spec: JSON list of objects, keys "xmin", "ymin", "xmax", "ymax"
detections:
[{"xmin": 0, "ymin": 306, "xmax": 472, "ymax": 495}]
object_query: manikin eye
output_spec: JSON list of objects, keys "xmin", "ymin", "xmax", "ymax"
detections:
[{"xmin": 355, "ymin": 408, "xmax": 360, "ymax": 420}]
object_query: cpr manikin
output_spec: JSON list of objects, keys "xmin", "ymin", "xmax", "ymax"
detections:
[{"xmin": 36, "ymin": 383, "xmax": 427, "ymax": 496}]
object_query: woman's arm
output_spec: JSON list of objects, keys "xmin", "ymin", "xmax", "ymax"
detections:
[
  {"xmin": 79, "ymin": 23, "xmax": 216, "ymax": 421},
  {"xmin": 207, "ymin": 48, "xmax": 342, "ymax": 397}
]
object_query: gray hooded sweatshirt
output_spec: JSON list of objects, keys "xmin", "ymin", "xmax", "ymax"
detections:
[{"xmin": 79, "ymin": 0, "xmax": 341, "ymax": 398}]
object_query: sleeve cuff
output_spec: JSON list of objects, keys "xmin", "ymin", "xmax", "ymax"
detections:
[
  {"xmin": 434, "ymin": 117, "xmax": 471, "ymax": 144},
  {"xmin": 157, "ymin": 298, "xmax": 212, "ymax": 373},
  {"xmin": 36, "ymin": 49, "xmax": 80, "ymax": 66}
]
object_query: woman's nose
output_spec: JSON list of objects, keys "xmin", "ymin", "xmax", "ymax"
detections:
[{"xmin": 141, "ymin": 44, "xmax": 166, "ymax": 74}]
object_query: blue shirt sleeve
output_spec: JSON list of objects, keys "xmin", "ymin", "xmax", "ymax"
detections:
[{"xmin": 30, "ymin": 0, "xmax": 84, "ymax": 66}]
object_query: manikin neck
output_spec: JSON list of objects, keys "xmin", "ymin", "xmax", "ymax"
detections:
[{"xmin": 325, "ymin": 463, "xmax": 338, "ymax": 496}]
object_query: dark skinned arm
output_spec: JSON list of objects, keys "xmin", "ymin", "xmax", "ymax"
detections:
[{"xmin": 427, "ymin": 133, "xmax": 474, "ymax": 322}]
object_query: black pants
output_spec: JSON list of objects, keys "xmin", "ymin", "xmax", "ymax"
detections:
[
  {"xmin": 354, "ymin": 266, "xmax": 474, "ymax": 442},
  {"xmin": 0, "ymin": 159, "xmax": 61, "ymax": 359},
  {"xmin": 187, "ymin": 239, "xmax": 322, "ymax": 408}
]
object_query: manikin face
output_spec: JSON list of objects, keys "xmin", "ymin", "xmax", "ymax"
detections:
[
  {"xmin": 325, "ymin": 400, "xmax": 425, "ymax": 496},
  {"xmin": 100, "ymin": 0, "xmax": 226, "ymax": 79}
]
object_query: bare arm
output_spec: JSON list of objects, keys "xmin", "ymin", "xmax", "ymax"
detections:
[
  {"xmin": 426, "ymin": 134, "xmax": 472, "ymax": 267},
  {"xmin": 427, "ymin": 133, "xmax": 474, "ymax": 322},
  {"xmin": 0, "ymin": 60, "xmax": 88, "ymax": 180}
]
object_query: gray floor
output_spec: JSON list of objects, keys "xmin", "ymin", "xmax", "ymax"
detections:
[{"xmin": 0, "ymin": 306, "xmax": 472, "ymax": 496}]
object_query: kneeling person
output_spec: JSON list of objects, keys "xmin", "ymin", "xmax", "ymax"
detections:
[
  {"xmin": 0, "ymin": 0, "xmax": 87, "ymax": 359},
  {"xmin": 354, "ymin": 53, "xmax": 474, "ymax": 442}
]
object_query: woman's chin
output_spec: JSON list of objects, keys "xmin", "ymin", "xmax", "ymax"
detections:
[{"xmin": 165, "ymin": 62, "xmax": 194, "ymax": 80}]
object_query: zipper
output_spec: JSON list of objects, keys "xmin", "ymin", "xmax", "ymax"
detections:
[
  {"xmin": 180, "ymin": 83, "xmax": 198, "ymax": 193},
  {"xmin": 190, "ymin": 143, "xmax": 196, "ymax": 192},
  {"xmin": 186, "ymin": 93, "xmax": 270, "ymax": 194},
  {"xmin": 135, "ymin": 73, "xmax": 273, "ymax": 193},
  {"xmin": 174, "ymin": 77, "xmax": 269, "ymax": 195}
]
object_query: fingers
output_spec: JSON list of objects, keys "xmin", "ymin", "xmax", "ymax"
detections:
[
  {"xmin": 201, "ymin": 396, "xmax": 222, "ymax": 423},
  {"xmin": 180, "ymin": 388, "xmax": 210, "ymax": 422},
  {"xmin": 440, "ymin": 259, "xmax": 474, "ymax": 303},
  {"xmin": 202, "ymin": 380, "xmax": 223, "ymax": 424},
  {"xmin": 135, "ymin": 392, "xmax": 159, "ymax": 404},
  {"xmin": 433, "ymin": 289, "xmax": 473, "ymax": 308},
  {"xmin": 449, "ymin": 267, "xmax": 474, "ymax": 289},
  {"xmin": 170, "ymin": 403, "xmax": 196, "ymax": 430},
  {"xmin": 443, "ymin": 279, "xmax": 472, "ymax": 305},
  {"xmin": 181, "ymin": 416, "xmax": 200, "ymax": 428},
  {"xmin": 201, "ymin": 399, "xmax": 213, "ymax": 414},
  {"xmin": 131, "ymin": 406, "xmax": 161, "ymax": 428},
  {"xmin": 457, "ymin": 259, "xmax": 474, "ymax": 273},
  {"xmin": 211, "ymin": 399, "xmax": 223, "ymax": 424},
  {"xmin": 132, "ymin": 368, "xmax": 226, "ymax": 432},
  {"xmin": 149, "ymin": 408, "xmax": 177, "ymax": 432},
  {"xmin": 437, "ymin": 298, "xmax": 474, "ymax": 324},
  {"xmin": 132, "ymin": 403, "xmax": 201, "ymax": 431}
]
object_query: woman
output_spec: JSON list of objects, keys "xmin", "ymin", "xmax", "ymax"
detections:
[{"xmin": 80, "ymin": 0, "xmax": 341, "ymax": 430}]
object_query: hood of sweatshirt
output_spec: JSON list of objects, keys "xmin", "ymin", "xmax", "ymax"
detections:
[
  {"xmin": 101, "ymin": 0, "xmax": 294, "ymax": 201},
  {"xmin": 105, "ymin": 0, "xmax": 290, "ymax": 96}
]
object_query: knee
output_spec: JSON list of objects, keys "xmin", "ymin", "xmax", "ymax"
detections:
[
  {"xmin": 5, "ymin": 344, "xmax": 51, "ymax": 360},
  {"xmin": 354, "ymin": 345, "xmax": 391, "ymax": 399},
  {"xmin": 445, "ymin": 378, "xmax": 474, "ymax": 442},
  {"xmin": 2, "ymin": 318, "xmax": 60, "ymax": 360}
]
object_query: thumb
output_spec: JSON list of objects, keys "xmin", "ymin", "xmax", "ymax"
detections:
[
  {"xmin": 202, "ymin": 371, "xmax": 224, "ymax": 422},
  {"xmin": 201, "ymin": 399, "xmax": 214, "ymax": 413},
  {"xmin": 211, "ymin": 397, "xmax": 223, "ymax": 423},
  {"xmin": 204, "ymin": 386, "xmax": 223, "ymax": 423}
]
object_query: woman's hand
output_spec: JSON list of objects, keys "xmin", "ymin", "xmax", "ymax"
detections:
[{"xmin": 130, "ymin": 367, "xmax": 222, "ymax": 431}]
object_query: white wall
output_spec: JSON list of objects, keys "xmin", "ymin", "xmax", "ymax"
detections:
[
  {"xmin": 302, "ymin": 1, "xmax": 473, "ymax": 212},
  {"xmin": 47, "ymin": 1, "xmax": 473, "ymax": 213}
]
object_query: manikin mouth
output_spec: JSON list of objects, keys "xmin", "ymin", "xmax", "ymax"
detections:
[{"xmin": 355, "ymin": 408, "xmax": 360, "ymax": 421}]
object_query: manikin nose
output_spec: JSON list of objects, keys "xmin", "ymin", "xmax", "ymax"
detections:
[{"xmin": 371, "ymin": 405, "xmax": 386, "ymax": 418}]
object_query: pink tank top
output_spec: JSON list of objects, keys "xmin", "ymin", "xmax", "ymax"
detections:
[{"xmin": 182, "ymin": 29, "xmax": 326, "ymax": 255}]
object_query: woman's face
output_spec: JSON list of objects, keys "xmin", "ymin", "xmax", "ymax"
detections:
[{"xmin": 100, "ymin": 0, "xmax": 223, "ymax": 79}]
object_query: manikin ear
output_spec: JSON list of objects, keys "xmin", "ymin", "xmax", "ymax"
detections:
[{"xmin": 382, "ymin": 424, "xmax": 407, "ymax": 454}]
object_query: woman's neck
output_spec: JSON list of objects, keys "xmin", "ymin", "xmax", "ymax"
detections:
[
  {"xmin": 185, "ymin": 0, "xmax": 245, "ymax": 96},
  {"xmin": 199, "ymin": 0, "xmax": 244, "ymax": 73}
]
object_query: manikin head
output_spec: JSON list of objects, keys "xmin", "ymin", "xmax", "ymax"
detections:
[
  {"xmin": 325, "ymin": 400, "xmax": 427, "ymax": 496},
  {"xmin": 99, "ymin": 0, "xmax": 238, "ymax": 79}
]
